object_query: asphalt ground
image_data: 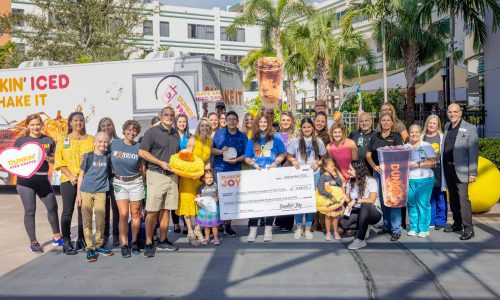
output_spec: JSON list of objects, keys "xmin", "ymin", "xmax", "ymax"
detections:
[{"xmin": 0, "ymin": 189, "xmax": 499, "ymax": 300}]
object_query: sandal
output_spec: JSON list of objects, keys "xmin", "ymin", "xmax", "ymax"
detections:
[
  {"xmin": 188, "ymin": 233, "xmax": 200, "ymax": 247},
  {"xmin": 334, "ymin": 232, "xmax": 341, "ymax": 240}
]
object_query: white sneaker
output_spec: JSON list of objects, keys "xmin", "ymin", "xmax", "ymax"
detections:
[
  {"xmin": 294, "ymin": 228, "xmax": 303, "ymax": 240},
  {"xmin": 247, "ymin": 226, "xmax": 257, "ymax": 243},
  {"xmin": 263, "ymin": 226, "xmax": 273, "ymax": 242},
  {"xmin": 407, "ymin": 231, "xmax": 417, "ymax": 236},
  {"xmin": 304, "ymin": 229, "xmax": 313, "ymax": 240},
  {"xmin": 348, "ymin": 238, "xmax": 367, "ymax": 250},
  {"xmin": 417, "ymin": 232, "xmax": 430, "ymax": 238}
]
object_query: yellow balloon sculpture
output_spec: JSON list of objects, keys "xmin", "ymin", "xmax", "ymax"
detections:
[{"xmin": 468, "ymin": 156, "xmax": 500, "ymax": 213}]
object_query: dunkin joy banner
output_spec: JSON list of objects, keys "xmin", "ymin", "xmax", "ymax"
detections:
[{"xmin": 377, "ymin": 146, "xmax": 411, "ymax": 208}]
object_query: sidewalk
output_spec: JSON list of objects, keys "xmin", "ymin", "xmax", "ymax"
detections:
[{"xmin": 0, "ymin": 190, "xmax": 499, "ymax": 299}]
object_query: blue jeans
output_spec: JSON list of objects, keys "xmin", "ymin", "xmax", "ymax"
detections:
[
  {"xmin": 408, "ymin": 177, "xmax": 434, "ymax": 233},
  {"xmin": 294, "ymin": 170, "xmax": 320, "ymax": 228},
  {"xmin": 430, "ymin": 187, "xmax": 447, "ymax": 227},
  {"xmin": 373, "ymin": 171, "xmax": 402, "ymax": 233}
]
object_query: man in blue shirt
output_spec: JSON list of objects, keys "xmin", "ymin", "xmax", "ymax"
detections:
[{"xmin": 211, "ymin": 111, "xmax": 248, "ymax": 236}]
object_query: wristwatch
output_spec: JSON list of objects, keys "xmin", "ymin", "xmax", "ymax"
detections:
[{"xmin": 417, "ymin": 161, "xmax": 421, "ymax": 168}]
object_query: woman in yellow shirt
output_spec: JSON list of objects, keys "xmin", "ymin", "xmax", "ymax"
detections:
[{"xmin": 54, "ymin": 112, "xmax": 94, "ymax": 255}]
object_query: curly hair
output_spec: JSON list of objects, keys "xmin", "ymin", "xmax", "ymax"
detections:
[
  {"xmin": 348, "ymin": 160, "xmax": 371, "ymax": 198},
  {"xmin": 122, "ymin": 120, "xmax": 141, "ymax": 135}
]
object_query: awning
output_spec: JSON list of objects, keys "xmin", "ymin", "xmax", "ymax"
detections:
[{"xmin": 416, "ymin": 65, "xmax": 467, "ymax": 94}]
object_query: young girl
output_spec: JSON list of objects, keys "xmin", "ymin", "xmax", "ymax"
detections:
[
  {"xmin": 316, "ymin": 157, "xmax": 345, "ymax": 241},
  {"xmin": 196, "ymin": 170, "xmax": 222, "ymax": 245}
]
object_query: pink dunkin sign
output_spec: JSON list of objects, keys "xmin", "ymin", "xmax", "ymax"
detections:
[{"xmin": 0, "ymin": 142, "xmax": 46, "ymax": 178}]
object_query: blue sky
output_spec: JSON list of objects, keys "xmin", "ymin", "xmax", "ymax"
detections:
[{"xmin": 161, "ymin": 0, "xmax": 323, "ymax": 10}]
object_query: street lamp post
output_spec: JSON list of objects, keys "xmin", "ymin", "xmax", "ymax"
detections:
[
  {"xmin": 445, "ymin": 57, "xmax": 451, "ymax": 106},
  {"xmin": 313, "ymin": 75, "xmax": 318, "ymax": 101},
  {"xmin": 441, "ymin": 64, "xmax": 448, "ymax": 109}
]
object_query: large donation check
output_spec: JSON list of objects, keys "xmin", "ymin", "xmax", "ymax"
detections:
[{"xmin": 217, "ymin": 166, "xmax": 316, "ymax": 220}]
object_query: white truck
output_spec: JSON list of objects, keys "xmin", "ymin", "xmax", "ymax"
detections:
[{"xmin": 0, "ymin": 56, "xmax": 245, "ymax": 185}]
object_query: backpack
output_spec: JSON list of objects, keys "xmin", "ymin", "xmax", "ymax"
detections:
[{"xmin": 83, "ymin": 151, "xmax": 112, "ymax": 177}]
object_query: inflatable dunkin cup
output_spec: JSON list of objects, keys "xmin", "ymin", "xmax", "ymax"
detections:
[
  {"xmin": 377, "ymin": 147, "xmax": 411, "ymax": 208},
  {"xmin": 255, "ymin": 57, "xmax": 284, "ymax": 109}
]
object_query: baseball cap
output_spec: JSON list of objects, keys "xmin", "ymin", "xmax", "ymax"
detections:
[{"xmin": 215, "ymin": 101, "xmax": 226, "ymax": 108}]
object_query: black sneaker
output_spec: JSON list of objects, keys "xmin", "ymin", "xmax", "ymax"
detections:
[
  {"xmin": 86, "ymin": 249, "xmax": 97, "ymax": 262},
  {"xmin": 63, "ymin": 240, "xmax": 77, "ymax": 255},
  {"xmin": 444, "ymin": 224, "xmax": 463, "ymax": 233},
  {"xmin": 390, "ymin": 232, "xmax": 401, "ymax": 241},
  {"xmin": 97, "ymin": 245, "xmax": 114, "ymax": 256},
  {"xmin": 435, "ymin": 225, "xmax": 444, "ymax": 230},
  {"xmin": 76, "ymin": 238, "xmax": 87, "ymax": 250},
  {"xmin": 29, "ymin": 241, "xmax": 44, "ymax": 254},
  {"xmin": 224, "ymin": 225, "xmax": 237, "ymax": 237},
  {"xmin": 157, "ymin": 239, "xmax": 179, "ymax": 251},
  {"xmin": 144, "ymin": 243, "xmax": 155, "ymax": 258},
  {"xmin": 131, "ymin": 242, "xmax": 141, "ymax": 254},
  {"xmin": 121, "ymin": 245, "xmax": 131, "ymax": 258}
]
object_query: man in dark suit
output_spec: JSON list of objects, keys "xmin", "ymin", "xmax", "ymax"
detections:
[{"xmin": 442, "ymin": 103, "xmax": 479, "ymax": 240}]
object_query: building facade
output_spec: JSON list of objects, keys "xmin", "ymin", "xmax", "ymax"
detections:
[{"xmin": 3, "ymin": 0, "xmax": 262, "ymax": 65}]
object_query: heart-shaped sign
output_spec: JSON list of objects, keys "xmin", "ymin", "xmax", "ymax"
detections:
[{"xmin": 0, "ymin": 142, "xmax": 46, "ymax": 178}]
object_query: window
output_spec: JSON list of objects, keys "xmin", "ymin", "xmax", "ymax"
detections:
[
  {"xmin": 17, "ymin": 43, "xmax": 25, "ymax": 55},
  {"xmin": 221, "ymin": 27, "xmax": 245, "ymax": 42},
  {"xmin": 160, "ymin": 21, "xmax": 169, "ymax": 37},
  {"xmin": 12, "ymin": 9, "xmax": 24, "ymax": 27},
  {"xmin": 143, "ymin": 20, "xmax": 153, "ymax": 35},
  {"xmin": 336, "ymin": 11, "xmax": 345, "ymax": 22},
  {"xmin": 221, "ymin": 54, "xmax": 244, "ymax": 65},
  {"xmin": 189, "ymin": 53, "xmax": 215, "ymax": 57},
  {"xmin": 188, "ymin": 24, "xmax": 214, "ymax": 40}
]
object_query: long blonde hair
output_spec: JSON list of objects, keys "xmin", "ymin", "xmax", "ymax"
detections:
[{"xmin": 422, "ymin": 114, "xmax": 443, "ymax": 136}]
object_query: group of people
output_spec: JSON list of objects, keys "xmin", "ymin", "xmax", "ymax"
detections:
[{"xmin": 13, "ymin": 100, "xmax": 479, "ymax": 261}]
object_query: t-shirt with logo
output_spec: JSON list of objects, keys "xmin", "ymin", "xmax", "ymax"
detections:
[
  {"xmin": 408, "ymin": 141, "xmax": 436, "ymax": 179},
  {"xmin": 80, "ymin": 152, "xmax": 110, "ymax": 193},
  {"xmin": 423, "ymin": 134, "xmax": 442, "ymax": 187},
  {"xmin": 212, "ymin": 128, "xmax": 248, "ymax": 173},
  {"xmin": 14, "ymin": 135, "xmax": 55, "ymax": 183},
  {"xmin": 244, "ymin": 133, "xmax": 286, "ymax": 169},
  {"xmin": 197, "ymin": 182, "xmax": 218, "ymax": 198},
  {"xmin": 287, "ymin": 137, "xmax": 326, "ymax": 173},
  {"xmin": 110, "ymin": 139, "xmax": 142, "ymax": 177}
]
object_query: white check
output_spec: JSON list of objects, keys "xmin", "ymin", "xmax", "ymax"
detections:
[{"xmin": 217, "ymin": 166, "xmax": 316, "ymax": 220}]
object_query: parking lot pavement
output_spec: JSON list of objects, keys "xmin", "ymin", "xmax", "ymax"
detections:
[{"xmin": 0, "ymin": 190, "xmax": 499, "ymax": 299}]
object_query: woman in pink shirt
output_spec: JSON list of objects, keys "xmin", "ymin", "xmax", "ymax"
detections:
[{"xmin": 327, "ymin": 124, "xmax": 358, "ymax": 181}]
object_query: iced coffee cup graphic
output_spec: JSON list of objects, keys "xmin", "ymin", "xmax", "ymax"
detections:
[
  {"xmin": 255, "ymin": 57, "xmax": 284, "ymax": 109},
  {"xmin": 377, "ymin": 147, "xmax": 411, "ymax": 208}
]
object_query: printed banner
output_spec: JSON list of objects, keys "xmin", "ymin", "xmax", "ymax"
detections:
[
  {"xmin": 195, "ymin": 90, "xmax": 222, "ymax": 103},
  {"xmin": 0, "ymin": 142, "xmax": 46, "ymax": 178},
  {"xmin": 217, "ymin": 166, "xmax": 316, "ymax": 220},
  {"xmin": 377, "ymin": 147, "xmax": 411, "ymax": 208}
]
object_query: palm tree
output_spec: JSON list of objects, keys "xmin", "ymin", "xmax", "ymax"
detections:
[
  {"xmin": 342, "ymin": 0, "xmax": 402, "ymax": 103},
  {"xmin": 300, "ymin": 11, "xmax": 338, "ymax": 102},
  {"xmin": 420, "ymin": 0, "xmax": 500, "ymax": 102},
  {"xmin": 373, "ymin": 0, "xmax": 448, "ymax": 120},
  {"xmin": 227, "ymin": 0, "xmax": 314, "ymax": 59},
  {"xmin": 332, "ymin": 28, "xmax": 374, "ymax": 105}
]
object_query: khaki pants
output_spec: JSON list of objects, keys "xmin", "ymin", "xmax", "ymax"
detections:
[{"xmin": 81, "ymin": 192, "xmax": 106, "ymax": 250}]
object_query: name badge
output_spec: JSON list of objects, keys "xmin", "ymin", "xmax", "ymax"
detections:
[
  {"xmin": 459, "ymin": 128, "xmax": 467, "ymax": 133},
  {"xmin": 63, "ymin": 138, "xmax": 70, "ymax": 148}
]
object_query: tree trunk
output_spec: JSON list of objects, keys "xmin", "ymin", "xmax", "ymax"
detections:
[
  {"xmin": 318, "ymin": 60, "xmax": 330, "ymax": 103},
  {"xmin": 275, "ymin": 30, "xmax": 282, "ymax": 60},
  {"xmin": 338, "ymin": 63, "xmax": 344, "ymax": 106},
  {"xmin": 403, "ymin": 43, "xmax": 419, "ymax": 124},
  {"xmin": 288, "ymin": 78, "xmax": 297, "ymax": 114},
  {"xmin": 449, "ymin": 5, "xmax": 456, "ymax": 103},
  {"xmin": 382, "ymin": 10, "xmax": 388, "ymax": 102}
]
